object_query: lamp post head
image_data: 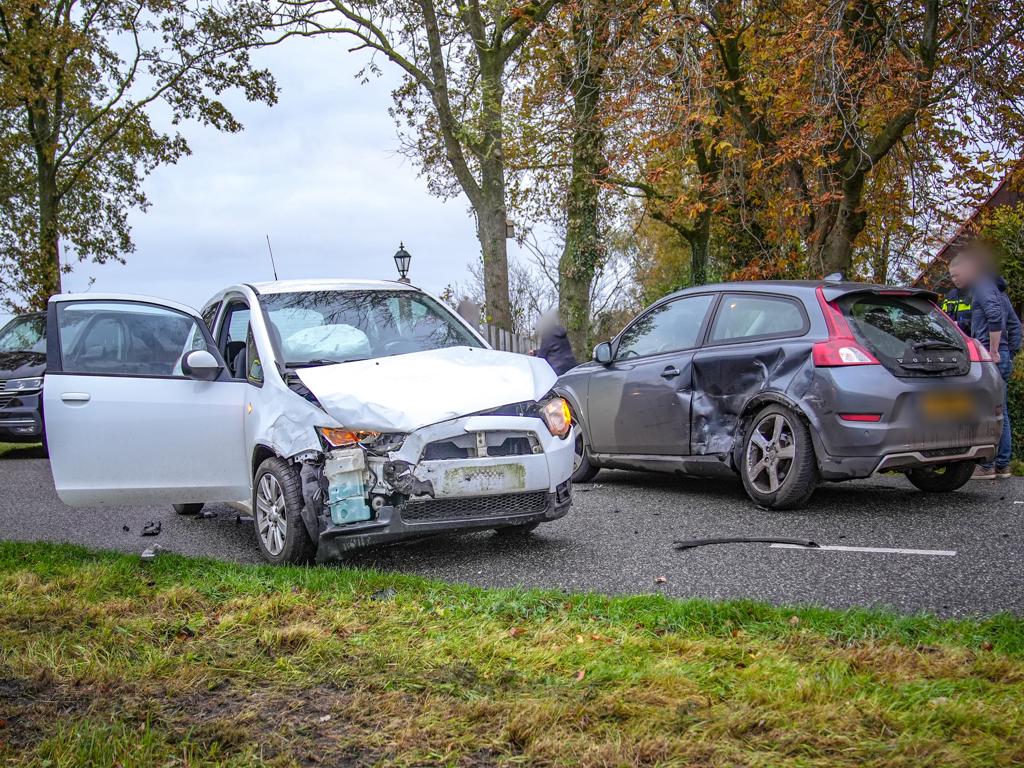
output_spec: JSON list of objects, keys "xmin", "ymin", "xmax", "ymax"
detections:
[{"xmin": 393, "ymin": 242, "xmax": 412, "ymax": 283}]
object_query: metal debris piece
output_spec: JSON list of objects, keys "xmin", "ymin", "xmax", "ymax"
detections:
[
  {"xmin": 236, "ymin": 514, "xmax": 254, "ymax": 525},
  {"xmin": 674, "ymin": 536, "xmax": 819, "ymax": 551},
  {"xmin": 197, "ymin": 509, "xmax": 216, "ymax": 519},
  {"xmin": 369, "ymin": 587, "xmax": 397, "ymax": 602},
  {"xmin": 140, "ymin": 543, "xmax": 164, "ymax": 562},
  {"xmin": 122, "ymin": 524, "xmax": 130, "ymax": 533},
  {"xmin": 141, "ymin": 521, "xmax": 162, "ymax": 537}
]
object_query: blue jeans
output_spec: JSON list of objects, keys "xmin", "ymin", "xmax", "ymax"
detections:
[{"xmin": 981, "ymin": 350, "xmax": 1013, "ymax": 469}]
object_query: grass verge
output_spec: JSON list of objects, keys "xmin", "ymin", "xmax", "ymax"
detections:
[
  {"xmin": 0, "ymin": 442, "xmax": 43, "ymax": 460},
  {"xmin": 1, "ymin": 541, "xmax": 1022, "ymax": 767}
]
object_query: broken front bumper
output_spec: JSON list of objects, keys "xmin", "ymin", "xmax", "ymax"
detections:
[
  {"xmin": 315, "ymin": 482, "xmax": 572, "ymax": 561},
  {"xmin": 313, "ymin": 413, "xmax": 576, "ymax": 560}
]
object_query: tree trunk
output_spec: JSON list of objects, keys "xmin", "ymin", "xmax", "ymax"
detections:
[
  {"xmin": 35, "ymin": 167, "xmax": 61, "ymax": 309},
  {"xmin": 689, "ymin": 210, "xmax": 711, "ymax": 286},
  {"xmin": 817, "ymin": 170, "xmax": 867, "ymax": 278},
  {"xmin": 476, "ymin": 59, "xmax": 512, "ymax": 331},
  {"xmin": 558, "ymin": 41, "xmax": 604, "ymax": 360},
  {"xmin": 477, "ymin": 198, "xmax": 511, "ymax": 330}
]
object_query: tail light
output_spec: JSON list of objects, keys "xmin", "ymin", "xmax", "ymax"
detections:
[{"xmin": 812, "ymin": 287, "xmax": 879, "ymax": 367}]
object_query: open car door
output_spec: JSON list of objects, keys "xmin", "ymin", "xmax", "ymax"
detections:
[{"xmin": 44, "ymin": 294, "xmax": 249, "ymax": 505}]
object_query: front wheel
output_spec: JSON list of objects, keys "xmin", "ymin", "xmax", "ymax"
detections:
[
  {"xmin": 739, "ymin": 406, "xmax": 818, "ymax": 510},
  {"xmin": 570, "ymin": 425, "xmax": 600, "ymax": 483},
  {"xmin": 252, "ymin": 457, "xmax": 317, "ymax": 565},
  {"xmin": 905, "ymin": 461, "xmax": 975, "ymax": 493}
]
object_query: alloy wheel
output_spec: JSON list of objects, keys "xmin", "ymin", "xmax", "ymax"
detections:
[
  {"xmin": 745, "ymin": 412, "xmax": 797, "ymax": 494},
  {"xmin": 572, "ymin": 428, "xmax": 585, "ymax": 473},
  {"xmin": 255, "ymin": 473, "xmax": 287, "ymax": 556}
]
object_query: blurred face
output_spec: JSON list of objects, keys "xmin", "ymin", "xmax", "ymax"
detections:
[
  {"xmin": 949, "ymin": 257, "xmax": 976, "ymax": 289},
  {"xmin": 949, "ymin": 261, "xmax": 968, "ymax": 289}
]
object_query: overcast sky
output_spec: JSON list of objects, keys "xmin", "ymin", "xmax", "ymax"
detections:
[{"xmin": 60, "ymin": 34, "xmax": 510, "ymax": 311}]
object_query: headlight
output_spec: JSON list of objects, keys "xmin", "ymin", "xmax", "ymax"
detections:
[
  {"xmin": 539, "ymin": 397, "xmax": 572, "ymax": 439},
  {"xmin": 4, "ymin": 377, "xmax": 43, "ymax": 393},
  {"xmin": 317, "ymin": 427, "xmax": 380, "ymax": 448}
]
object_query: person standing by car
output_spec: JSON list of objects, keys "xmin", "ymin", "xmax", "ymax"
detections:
[
  {"xmin": 942, "ymin": 264, "xmax": 972, "ymax": 334},
  {"xmin": 950, "ymin": 245, "xmax": 1021, "ymax": 479},
  {"xmin": 530, "ymin": 310, "xmax": 578, "ymax": 375}
]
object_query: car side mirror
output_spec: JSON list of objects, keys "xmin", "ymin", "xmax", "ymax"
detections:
[
  {"xmin": 593, "ymin": 341, "xmax": 613, "ymax": 365},
  {"xmin": 182, "ymin": 349, "xmax": 222, "ymax": 381}
]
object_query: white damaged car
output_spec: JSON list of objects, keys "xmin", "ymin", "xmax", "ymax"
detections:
[{"xmin": 43, "ymin": 280, "xmax": 575, "ymax": 563}]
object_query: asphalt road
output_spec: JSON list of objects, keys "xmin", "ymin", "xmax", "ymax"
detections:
[{"xmin": 2, "ymin": 447, "xmax": 1022, "ymax": 618}]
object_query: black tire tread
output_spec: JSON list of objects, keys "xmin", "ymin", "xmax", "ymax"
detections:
[
  {"xmin": 739, "ymin": 405, "xmax": 818, "ymax": 510},
  {"xmin": 253, "ymin": 456, "xmax": 317, "ymax": 565},
  {"xmin": 905, "ymin": 461, "xmax": 975, "ymax": 493}
]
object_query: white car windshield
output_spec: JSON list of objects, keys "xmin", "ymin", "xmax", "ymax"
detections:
[{"xmin": 259, "ymin": 290, "xmax": 483, "ymax": 367}]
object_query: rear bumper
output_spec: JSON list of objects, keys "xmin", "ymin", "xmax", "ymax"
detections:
[
  {"xmin": 807, "ymin": 364, "xmax": 1003, "ymax": 480},
  {"xmin": 315, "ymin": 482, "xmax": 572, "ymax": 561},
  {"xmin": 818, "ymin": 443, "xmax": 996, "ymax": 480}
]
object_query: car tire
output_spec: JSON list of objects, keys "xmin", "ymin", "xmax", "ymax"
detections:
[
  {"xmin": 740, "ymin": 405, "xmax": 818, "ymax": 510},
  {"xmin": 173, "ymin": 503, "xmax": 204, "ymax": 516},
  {"xmin": 493, "ymin": 521, "xmax": 541, "ymax": 536},
  {"xmin": 570, "ymin": 425, "xmax": 600, "ymax": 484},
  {"xmin": 905, "ymin": 461, "xmax": 975, "ymax": 493},
  {"xmin": 252, "ymin": 457, "xmax": 317, "ymax": 565}
]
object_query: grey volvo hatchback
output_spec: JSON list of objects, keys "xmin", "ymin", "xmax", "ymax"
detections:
[{"xmin": 556, "ymin": 280, "xmax": 1004, "ymax": 509}]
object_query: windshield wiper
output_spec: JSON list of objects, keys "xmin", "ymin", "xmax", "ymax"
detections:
[
  {"xmin": 912, "ymin": 341, "xmax": 962, "ymax": 351},
  {"xmin": 286, "ymin": 358, "xmax": 366, "ymax": 368}
]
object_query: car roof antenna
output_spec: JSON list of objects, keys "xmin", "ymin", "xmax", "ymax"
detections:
[{"xmin": 266, "ymin": 236, "xmax": 278, "ymax": 284}]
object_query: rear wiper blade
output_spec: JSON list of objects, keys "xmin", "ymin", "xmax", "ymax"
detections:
[{"xmin": 912, "ymin": 341, "xmax": 962, "ymax": 351}]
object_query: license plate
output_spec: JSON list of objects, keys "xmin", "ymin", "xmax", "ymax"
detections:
[
  {"xmin": 444, "ymin": 463, "xmax": 527, "ymax": 494},
  {"xmin": 921, "ymin": 391, "xmax": 974, "ymax": 420}
]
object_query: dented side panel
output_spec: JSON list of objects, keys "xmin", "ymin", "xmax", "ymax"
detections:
[{"xmin": 690, "ymin": 340, "xmax": 817, "ymax": 456}]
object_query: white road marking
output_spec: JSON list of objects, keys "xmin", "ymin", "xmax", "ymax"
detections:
[{"xmin": 770, "ymin": 544, "xmax": 956, "ymax": 556}]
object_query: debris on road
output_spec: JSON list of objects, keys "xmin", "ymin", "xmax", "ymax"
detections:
[
  {"xmin": 140, "ymin": 543, "xmax": 164, "ymax": 562},
  {"xmin": 674, "ymin": 536, "xmax": 820, "ymax": 551},
  {"xmin": 654, "ymin": 576, "xmax": 667, "ymax": 584},
  {"xmin": 235, "ymin": 514, "xmax": 254, "ymax": 525},
  {"xmin": 141, "ymin": 521, "xmax": 161, "ymax": 537},
  {"xmin": 197, "ymin": 509, "xmax": 216, "ymax": 519}
]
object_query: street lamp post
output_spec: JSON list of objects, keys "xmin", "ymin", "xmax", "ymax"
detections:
[{"xmin": 393, "ymin": 243, "xmax": 412, "ymax": 284}]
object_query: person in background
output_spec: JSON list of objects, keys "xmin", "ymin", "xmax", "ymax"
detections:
[
  {"xmin": 949, "ymin": 245, "xmax": 1021, "ymax": 479},
  {"xmin": 530, "ymin": 309, "xmax": 578, "ymax": 375},
  {"xmin": 943, "ymin": 259, "xmax": 973, "ymax": 333}
]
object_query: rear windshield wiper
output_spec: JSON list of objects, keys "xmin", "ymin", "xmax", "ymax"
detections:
[{"xmin": 912, "ymin": 341, "xmax": 962, "ymax": 351}]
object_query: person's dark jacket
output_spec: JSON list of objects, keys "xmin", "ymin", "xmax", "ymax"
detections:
[
  {"xmin": 997, "ymin": 277, "xmax": 1022, "ymax": 357},
  {"xmin": 535, "ymin": 326, "xmax": 578, "ymax": 375},
  {"xmin": 969, "ymin": 273, "xmax": 1012, "ymax": 355}
]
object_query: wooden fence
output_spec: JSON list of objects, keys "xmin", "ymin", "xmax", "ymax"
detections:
[{"xmin": 480, "ymin": 323, "xmax": 534, "ymax": 354}]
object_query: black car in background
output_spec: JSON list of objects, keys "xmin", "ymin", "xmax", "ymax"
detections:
[{"xmin": 0, "ymin": 312, "xmax": 47, "ymax": 445}]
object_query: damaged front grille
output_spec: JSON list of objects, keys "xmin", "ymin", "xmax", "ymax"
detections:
[
  {"xmin": 422, "ymin": 435, "xmax": 535, "ymax": 460},
  {"xmin": 402, "ymin": 491, "xmax": 548, "ymax": 523}
]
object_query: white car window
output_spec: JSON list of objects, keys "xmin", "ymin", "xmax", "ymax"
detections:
[{"xmin": 57, "ymin": 302, "xmax": 208, "ymax": 377}]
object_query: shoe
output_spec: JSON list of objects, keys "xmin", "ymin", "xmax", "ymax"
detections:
[
  {"xmin": 996, "ymin": 465, "xmax": 1013, "ymax": 479},
  {"xmin": 971, "ymin": 466, "xmax": 995, "ymax": 480}
]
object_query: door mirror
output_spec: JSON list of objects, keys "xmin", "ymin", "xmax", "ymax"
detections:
[
  {"xmin": 593, "ymin": 341, "xmax": 613, "ymax": 365},
  {"xmin": 181, "ymin": 349, "xmax": 222, "ymax": 381}
]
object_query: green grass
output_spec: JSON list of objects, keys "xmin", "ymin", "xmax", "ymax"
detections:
[
  {"xmin": 1, "ymin": 541, "xmax": 1023, "ymax": 767},
  {"xmin": 0, "ymin": 442, "xmax": 43, "ymax": 459}
]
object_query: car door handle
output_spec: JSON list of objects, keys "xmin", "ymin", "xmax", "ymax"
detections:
[
  {"xmin": 661, "ymin": 366, "xmax": 681, "ymax": 380},
  {"xmin": 61, "ymin": 392, "xmax": 91, "ymax": 403}
]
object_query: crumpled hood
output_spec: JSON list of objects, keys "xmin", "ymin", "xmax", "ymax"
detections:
[{"xmin": 295, "ymin": 346, "xmax": 557, "ymax": 432}]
